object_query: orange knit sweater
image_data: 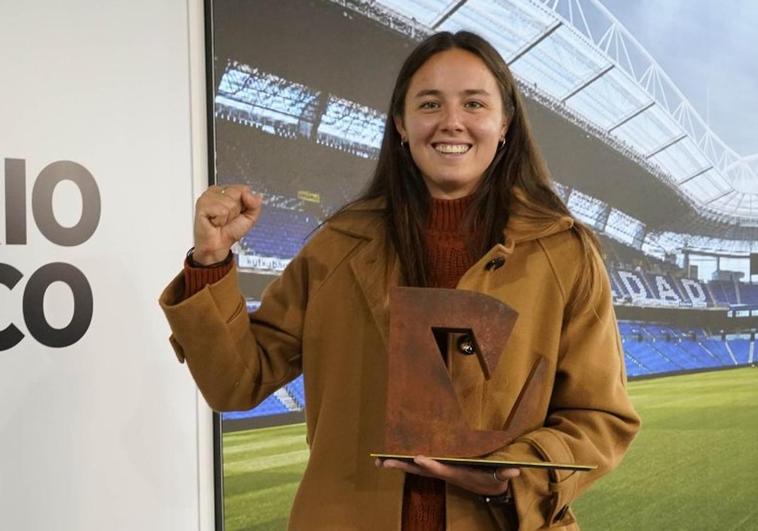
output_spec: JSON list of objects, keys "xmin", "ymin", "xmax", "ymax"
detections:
[{"xmin": 402, "ymin": 194, "xmax": 476, "ymax": 531}]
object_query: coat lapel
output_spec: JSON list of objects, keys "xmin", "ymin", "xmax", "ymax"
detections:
[
  {"xmin": 349, "ymin": 234, "xmax": 402, "ymax": 348},
  {"xmin": 327, "ymin": 198, "xmax": 401, "ymax": 348}
]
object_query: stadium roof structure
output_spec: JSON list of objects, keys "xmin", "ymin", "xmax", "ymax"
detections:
[
  {"xmin": 330, "ymin": 0, "xmax": 758, "ymax": 229},
  {"xmin": 216, "ymin": 63, "xmax": 385, "ymax": 158}
]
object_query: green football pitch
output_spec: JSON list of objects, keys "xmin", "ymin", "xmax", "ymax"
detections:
[{"xmin": 222, "ymin": 367, "xmax": 758, "ymax": 530}]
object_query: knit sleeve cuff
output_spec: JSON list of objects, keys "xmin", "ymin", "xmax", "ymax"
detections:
[{"xmin": 183, "ymin": 253, "xmax": 235, "ymax": 298}]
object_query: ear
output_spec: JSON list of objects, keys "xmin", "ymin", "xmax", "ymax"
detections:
[
  {"xmin": 500, "ymin": 118, "xmax": 509, "ymax": 140},
  {"xmin": 394, "ymin": 115, "xmax": 407, "ymax": 142}
]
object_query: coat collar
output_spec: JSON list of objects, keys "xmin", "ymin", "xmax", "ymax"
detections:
[{"xmin": 327, "ymin": 189, "xmax": 574, "ymax": 347}]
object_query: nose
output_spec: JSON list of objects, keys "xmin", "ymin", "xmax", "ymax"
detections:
[{"xmin": 439, "ymin": 106, "xmax": 465, "ymax": 132}]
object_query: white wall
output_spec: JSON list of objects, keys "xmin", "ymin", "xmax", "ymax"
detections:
[{"xmin": 0, "ymin": 1, "xmax": 212, "ymax": 529}]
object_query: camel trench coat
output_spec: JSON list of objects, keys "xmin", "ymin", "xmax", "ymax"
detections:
[{"xmin": 159, "ymin": 196, "xmax": 640, "ymax": 530}]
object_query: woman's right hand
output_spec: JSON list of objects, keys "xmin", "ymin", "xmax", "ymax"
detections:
[{"xmin": 192, "ymin": 185, "xmax": 263, "ymax": 265}]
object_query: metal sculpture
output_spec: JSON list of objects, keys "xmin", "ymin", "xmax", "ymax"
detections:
[{"xmin": 382, "ymin": 286, "xmax": 547, "ymax": 458}]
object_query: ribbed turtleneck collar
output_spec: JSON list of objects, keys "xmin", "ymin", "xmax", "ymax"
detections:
[{"xmin": 426, "ymin": 194, "xmax": 476, "ymax": 232}]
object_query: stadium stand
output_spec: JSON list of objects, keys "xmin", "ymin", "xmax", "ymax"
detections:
[
  {"xmin": 226, "ymin": 320, "xmax": 754, "ymax": 420},
  {"xmin": 215, "ymin": 60, "xmax": 755, "ymax": 273},
  {"xmin": 611, "ymin": 267, "xmax": 715, "ymax": 308},
  {"xmin": 619, "ymin": 320, "xmax": 753, "ymax": 378},
  {"xmin": 738, "ymin": 283, "xmax": 758, "ymax": 305},
  {"xmin": 222, "ymin": 394, "xmax": 289, "ymax": 420},
  {"xmin": 729, "ymin": 337, "xmax": 751, "ymax": 365},
  {"xmin": 221, "ymin": 376, "xmax": 306, "ymax": 421},
  {"xmin": 240, "ymin": 206, "xmax": 318, "ymax": 259},
  {"xmin": 223, "ymin": 187, "xmax": 753, "ymax": 313},
  {"xmin": 237, "ymin": 201, "xmax": 320, "ymax": 272},
  {"xmin": 215, "ymin": 62, "xmax": 383, "ymax": 160}
]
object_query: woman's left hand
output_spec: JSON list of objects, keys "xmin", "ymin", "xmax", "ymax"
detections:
[{"xmin": 375, "ymin": 455, "xmax": 520, "ymax": 496}]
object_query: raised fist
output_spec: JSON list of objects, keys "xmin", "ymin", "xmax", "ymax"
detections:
[{"xmin": 192, "ymin": 185, "xmax": 263, "ymax": 265}]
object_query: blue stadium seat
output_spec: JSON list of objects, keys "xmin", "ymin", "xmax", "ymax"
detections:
[
  {"xmin": 729, "ymin": 339, "xmax": 751, "ymax": 364},
  {"xmin": 618, "ymin": 320, "xmax": 741, "ymax": 377},
  {"xmin": 739, "ymin": 283, "xmax": 758, "ymax": 305}
]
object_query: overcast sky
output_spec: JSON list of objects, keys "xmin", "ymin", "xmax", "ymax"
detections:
[{"xmin": 600, "ymin": 0, "xmax": 757, "ymax": 158}]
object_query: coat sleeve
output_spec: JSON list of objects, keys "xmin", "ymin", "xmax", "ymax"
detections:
[
  {"xmin": 158, "ymin": 254, "xmax": 308, "ymax": 412},
  {"xmin": 489, "ymin": 243, "xmax": 641, "ymax": 529}
]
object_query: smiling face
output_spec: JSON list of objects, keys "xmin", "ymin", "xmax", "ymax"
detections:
[{"xmin": 394, "ymin": 48, "xmax": 508, "ymax": 199}]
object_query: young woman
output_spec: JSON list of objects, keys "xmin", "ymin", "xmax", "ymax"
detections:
[{"xmin": 160, "ymin": 31, "xmax": 640, "ymax": 530}]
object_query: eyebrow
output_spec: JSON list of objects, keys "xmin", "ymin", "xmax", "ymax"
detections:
[{"xmin": 412, "ymin": 89, "xmax": 492, "ymax": 98}]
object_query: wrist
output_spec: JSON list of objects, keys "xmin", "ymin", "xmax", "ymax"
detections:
[
  {"xmin": 482, "ymin": 479, "xmax": 512, "ymax": 504},
  {"xmin": 187, "ymin": 247, "xmax": 232, "ymax": 267}
]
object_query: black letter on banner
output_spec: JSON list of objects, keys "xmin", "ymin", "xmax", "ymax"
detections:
[
  {"xmin": 33, "ymin": 161, "xmax": 101, "ymax": 246},
  {"xmin": 5, "ymin": 158, "xmax": 27, "ymax": 244},
  {"xmin": 0, "ymin": 263, "xmax": 25, "ymax": 351},
  {"xmin": 23, "ymin": 263, "xmax": 93, "ymax": 348}
]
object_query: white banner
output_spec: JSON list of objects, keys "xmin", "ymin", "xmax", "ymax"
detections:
[{"xmin": 0, "ymin": 1, "xmax": 210, "ymax": 530}]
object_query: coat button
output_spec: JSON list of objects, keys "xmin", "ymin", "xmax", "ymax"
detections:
[
  {"xmin": 457, "ymin": 334, "xmax": 476, "ymax": 355},
  {"xmin": 485, "ymin": 256, "xmax": 506, "ymax": 271}
]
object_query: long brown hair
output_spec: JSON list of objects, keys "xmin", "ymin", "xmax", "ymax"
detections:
[{"xmin": 337, "ymin": 31, "xmax": 602, "ymax": 311}]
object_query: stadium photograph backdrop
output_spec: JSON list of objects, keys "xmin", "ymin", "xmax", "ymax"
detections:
[{"xmin": 205, "ymin": 1, "xmax": 758, "ymax": 529}]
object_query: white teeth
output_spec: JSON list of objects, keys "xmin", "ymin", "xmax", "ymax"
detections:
[{"xmin": 434, "ymin": 144, "xmax": 470, "ymax": 154}]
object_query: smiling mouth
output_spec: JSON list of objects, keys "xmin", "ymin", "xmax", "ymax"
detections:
[{"xmin": 432, "ymin": 143, "xmax": 471, "ymax": 154}]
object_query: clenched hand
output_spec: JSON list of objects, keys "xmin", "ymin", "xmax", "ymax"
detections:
[{"xmin": 192, "ymin": 185, "xmax": 263, "ymax": 265}]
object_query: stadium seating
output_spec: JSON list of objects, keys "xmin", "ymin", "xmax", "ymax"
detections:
[
  {"xmin": 611, "ymin": 268, "xmax": 715, "ymax": 308},
  {"xmin": 285, "ymin": 377, "xmax": 305, "ymax": 409},
  {"xmin": 739, "ymin": 283, "xmax": 758, "ymax": 305},
  {"xmin": 222, "ymin": 376, "xmax": 306, "ymax": 421},
  {"xmin": 618, "ymin": 320, "xmax": 749, "ymax": 377},
  {"xmin": 226, "ymin": 322, "xmax": 752, "ymax": 421},
  {"xmin": 605, "ymin": 264, "xmax": 758, "ymax": 312},
  {"xmin": 700, "ymin": 339, "xmax": 736, "ymax": 366},
  {"xmin": 222, "ymin": 394, "xmax": 289, "ymax": 420},
  {"xmin": 729, "ymin": 338, "xmax": 751, "ymax": 364},
  {"xmin": 709, "ymin": 280, "xmax": 739, "ymax": 305}
]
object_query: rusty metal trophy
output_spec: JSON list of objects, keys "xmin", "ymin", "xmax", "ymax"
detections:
[{"xmin": 371, "ymin": 287, "xmax": 595, "ymax": 472}]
